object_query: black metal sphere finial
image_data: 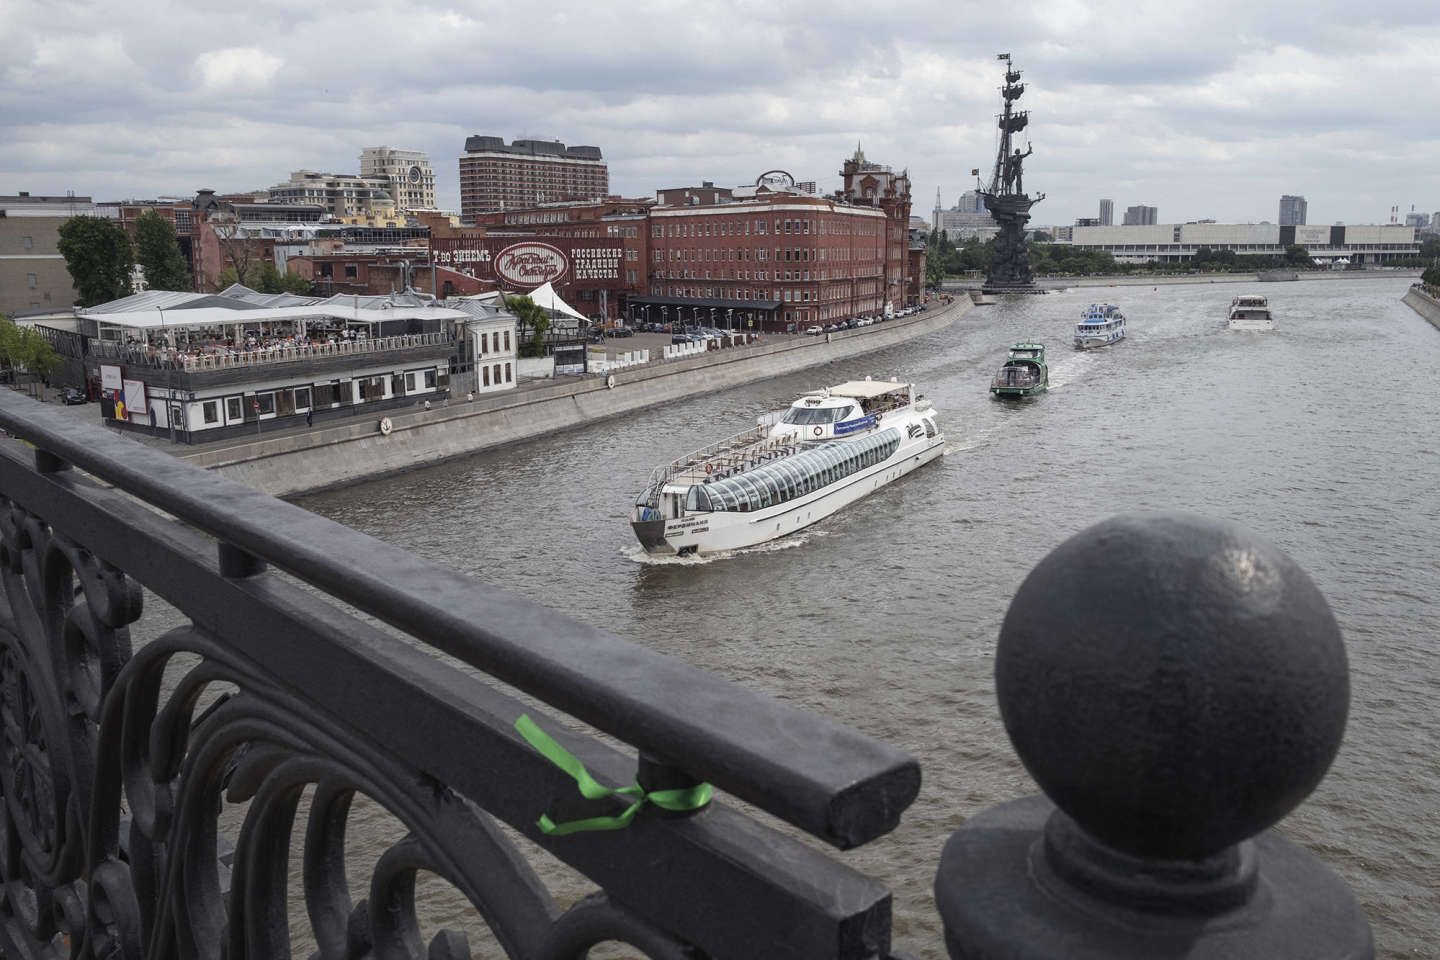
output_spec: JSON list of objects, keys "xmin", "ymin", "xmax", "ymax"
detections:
[{"xmin": 995, "ymin": 512, "xmax": 1350, "ymax": 861}]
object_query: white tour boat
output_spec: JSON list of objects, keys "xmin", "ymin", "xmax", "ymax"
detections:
[
  {"xmin": 1074, "ymin": 303, "xmax": 1127, "ymax": 349},
  {"xmin": 631, "ymin": 379, "xmax": 944, "ymax": 555},
  {"xmin": 1227, "ymin": 295, "xmax": 1276, "ymax": 331}
]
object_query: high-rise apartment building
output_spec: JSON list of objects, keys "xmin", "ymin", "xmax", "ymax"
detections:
[
  {"xmin": 458, "ymin": 136, "xmax": 608, "ymax": 220},
  {"xmin": 360, "ymin": 147, "xmax": 436, "ymax": 213},
  {"xmin": 1099, "ymin": 198, "xmax": 1114, "ymax": 226},
  {"xmin": 1123, "ymin": 205, "xmax": 1158, "ymax": 226},
  {"xmin": 1404, "ymin": 212, "xmax": 1430, "ymax": 229},
  {"xmin": 1279, "ymin": 195, "xmax": 1308, "ymax": 226}
]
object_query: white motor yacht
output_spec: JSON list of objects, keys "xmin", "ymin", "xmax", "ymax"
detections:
[{"xmin": 630, "ymin": 379, "xmax": 944, "ymax": 555}]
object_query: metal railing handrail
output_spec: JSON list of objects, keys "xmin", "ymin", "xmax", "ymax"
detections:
[
  {"xmin": 87, "ymin": 332, "xmax": 454, "ymax": 372},
  {"xmin": 0, "ymin": 389, "xmax": 918, "ymax": 849}
]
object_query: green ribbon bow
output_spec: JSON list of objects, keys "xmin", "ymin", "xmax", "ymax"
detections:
[{"xmin": 515, "ymin": 714, "xmax": 713, "ymax": 836}]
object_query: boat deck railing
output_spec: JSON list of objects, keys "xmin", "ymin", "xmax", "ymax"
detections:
[{"xmin": 643, "ymin": 422, "xmax": 803, "ymax": 494}]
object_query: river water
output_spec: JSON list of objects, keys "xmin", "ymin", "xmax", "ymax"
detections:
[{"xmin": 300, "ymin": 275, "xmax": 1438, "ymax": 959}]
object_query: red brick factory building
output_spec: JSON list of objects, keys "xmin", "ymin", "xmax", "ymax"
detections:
[{"xmin": 430, "ymin": 148, "xmax": 917, "ymax": 331}]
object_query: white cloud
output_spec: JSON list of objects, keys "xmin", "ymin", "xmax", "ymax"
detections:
[
  {"xmin": 0, "ymin": 0, "xmax": 1436, "ymax": 225},
  {"xmin": 194, "ymin": 47, "xmax": 284, "ymax": 93}
]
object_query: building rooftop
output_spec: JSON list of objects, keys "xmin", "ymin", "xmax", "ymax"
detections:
[{"xmin": 462, "ymin": 136, "xmax": 604, "ymax": 160}]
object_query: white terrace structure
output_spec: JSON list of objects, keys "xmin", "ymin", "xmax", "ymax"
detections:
[{"xmin": 32, "ymin": 286, "xmax": 513, "ymax": 443}]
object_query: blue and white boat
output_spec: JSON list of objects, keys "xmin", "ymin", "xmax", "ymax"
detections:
[
  {"xmin": 1074, "ymin": 304, "xmax": 1126, "ymax": 349},
  {"xmin": 630, "ymin": 379, "xmax": 944, "ymax": 555}
]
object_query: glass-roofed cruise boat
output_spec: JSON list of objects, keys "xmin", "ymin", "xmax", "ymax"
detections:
[{"xmin": 631, "ymin": 379, "xmax": 944, "ymax": 555}]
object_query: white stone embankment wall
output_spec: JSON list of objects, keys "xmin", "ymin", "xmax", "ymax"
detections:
[
  {"xmin": 186, "ymin": 301, "xmax": 969, "ymax": 497},
  {"xmin": 1403, "ymin": 286, "xmax": 1440, "ymax": 331}
]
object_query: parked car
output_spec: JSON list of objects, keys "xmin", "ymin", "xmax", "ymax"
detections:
[
  {"xmin": 610, "ymin": 326, "xmax": 634, "ymax": 338},
  {"xmin": 805, "ymin": 325, "xmax": 823, "ymax": 336},
  {"xmin": 61, "ymin": 386, "xmax": 88, "ymax": 405}
]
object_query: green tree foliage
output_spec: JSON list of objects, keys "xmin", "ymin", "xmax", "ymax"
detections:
[
  {"xmin": 56, "ymin": 216, "xmax": 134, "ymax": 306},
  {"xmin": 1284, "ymin": 244, "xmax": 1312, "ymax": 266},
  {"xmin": 0, "ymin": 319, "xmax": 61, "ymax": 397},
  {"xmin": 280, "ymin": 271, "xmax": 313, "ymax": 295},
  {"xmin": 505, "ymin": 295, "xmax": 550, "ymax": 357},
  {"xmin": 1027, "ymin": 242, "xmax": 1125, "ymax": 276},
  {"xmin": 1422, "ymin": 264, "xmax": 1440, "ymax": 288},
  {"xmin": 925, "ymin": 231, "xmax": 999, "ymax": 277},
  {"xmin": 250, "ymin": 260, "xmax": 284, "ymax": 294},
  {"xmin": 216, "ymin": 266, "xmax": 241, "ymax": 289},
  {"xmin": 134, "ymin": 210, "xmax": 191, "ymax": 291}
]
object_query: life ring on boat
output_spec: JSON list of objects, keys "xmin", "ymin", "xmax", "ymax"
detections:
[
  {"xmin": 378, "ymin": 417, "xmax": 393, "ymax": 436},
  {"xmin": 813, "ymin": 426, "xmax": 823, "ymax": 437},
  {"xmin": 704, "ymin": 462, "xmax": 713, "ymax": 475}
]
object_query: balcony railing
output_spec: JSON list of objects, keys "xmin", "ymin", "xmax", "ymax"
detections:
[
  {"xmin": 0, "ymin": 387, "xmax": 1375, "ymax": 959},
  {"xmin": 87, "ymin": 331, "xmax": 453, "ymax": 372}
]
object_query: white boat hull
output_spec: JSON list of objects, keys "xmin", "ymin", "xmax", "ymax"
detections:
[
  {"xmin": 645, "ymin": 435, "xmax": 946, "ymax": 555},
  {"xmin": 1228, "ymin": 317, "xmax": 1275, "ymax": 331},
  {"xmin": 1074, "ymin": 330, "xmax": 1125, "ymax": 349}
]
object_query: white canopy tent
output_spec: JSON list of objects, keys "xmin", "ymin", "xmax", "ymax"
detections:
[{"xmin": 523, "ymin": 281, "xmax": 590, "ymax": 323}]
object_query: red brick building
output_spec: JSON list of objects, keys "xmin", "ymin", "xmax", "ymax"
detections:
[
  {"xmin": 449, "ymin": 199, "xmax": 651, "ymax": 319},
  {"xmin": 836, "ymin": 145, "xmax": 915, "ymax": 312},
  {"xmin": 287, "ymin": 253, "xmax": 490, "ymax": 298},
  {"xmin": 639, "ymin": 192, "xmax": 890, "ymax": 332}
]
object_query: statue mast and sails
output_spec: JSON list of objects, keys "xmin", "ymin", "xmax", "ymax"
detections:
[{"xmin": 979, "ymin": 53, "xmax": 1044, "ymax": 293}]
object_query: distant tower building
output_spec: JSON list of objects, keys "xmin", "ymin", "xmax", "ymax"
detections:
[
  {"xmin": 360, "ymin": 147, "xmax": 436, "ymax": 214},
  {"xmin": 458, "ymin": 136, "xmax": 608, "ymax": 219},
  {"xmin": 1123, "ymin": 204, "xmax": 1158, "ymax": 226},
  {"xmin": 1099, "ymin": 198, "xmax": 1114, "ymax": 226},
  {"xmin": 933, "ymin": 187, "xmax": 943, "ymax": 233},
  {"xmin": 1404, "ymin": 211, "xmax": 1430, "ymax": 229},
  {"xmin": 1279, "ymin": 195, "xmax": 1308, "ymax": 226}
]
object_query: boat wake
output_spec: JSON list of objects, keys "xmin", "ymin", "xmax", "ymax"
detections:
[
  {"xmin": 619, "ymin": 533, "xmax": 817, "ymax": 566},
  {"xmin": 1045, "ymin": 351, "xmax": 1095, "ymax": 390}
]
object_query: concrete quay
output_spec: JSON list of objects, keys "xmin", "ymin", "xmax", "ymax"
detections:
[
  {"xmin": 1403, "ymin": 284, "xmax": 1440, "ymax": 330},
  {"xmin": 178, "ymin": 299, "xmax": 968, "ymax": 497}
]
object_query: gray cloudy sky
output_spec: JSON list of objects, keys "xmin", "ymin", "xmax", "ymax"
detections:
[{"xmin": 4, "ymin": 0, "xmax": 1437, "ymax": 227}]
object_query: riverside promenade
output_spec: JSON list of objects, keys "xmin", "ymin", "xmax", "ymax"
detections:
[{"xmin": 173, "ymin": 298, "xmax": 968, "ymax": 496}]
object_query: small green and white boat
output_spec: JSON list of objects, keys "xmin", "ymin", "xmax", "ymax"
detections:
[{"xmin": 990, "ymin": 342, "xmax": 1048, "ymax": 398}]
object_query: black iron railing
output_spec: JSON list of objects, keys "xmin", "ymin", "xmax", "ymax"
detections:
[{"xmin": 0, "ymin": 388, "xmax": 1374, "ymax": 959}]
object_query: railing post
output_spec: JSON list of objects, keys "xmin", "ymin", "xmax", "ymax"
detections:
[{"xmin": 935, "ymin": 513, "xmax": 1373, "ymax": 959}]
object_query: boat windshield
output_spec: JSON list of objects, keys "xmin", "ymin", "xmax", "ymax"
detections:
[{"xmin": 782, "ymin": 405, "xmax": 851, "ymax": 425}]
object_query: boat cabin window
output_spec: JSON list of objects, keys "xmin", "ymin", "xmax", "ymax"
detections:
[
  {"xmin": 700, "ymin": 429, "xmax": 902, "ymax": 513},
  {"xmin": 685, "ymin": 486, "xmax": 713, "ymax": 512},
  {"xmin": 782, "ymin": 404, "xmax": 853, "ymax": 425}
]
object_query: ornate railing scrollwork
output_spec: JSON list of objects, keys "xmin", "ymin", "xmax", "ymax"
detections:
[
  {"xmin": 0, "ymin": 386, "xmax": 1374, "ymax": 959},
  {"xmin": 0, "ymin": 393, "xmax": 909, "ymax": 959},
  {"xmin": 0, "ymin": 495, "xmax": 142, "ymax": 954}
]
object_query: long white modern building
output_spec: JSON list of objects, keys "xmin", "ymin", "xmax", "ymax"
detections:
[{"xmin": 1055, "ymin": 222, "xmax": 1419, "ymax": 265}]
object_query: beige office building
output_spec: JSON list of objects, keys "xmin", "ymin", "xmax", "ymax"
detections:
[
  {"xmin": 0, "ymin": 193, "xmax": 92, "ymax": 316},
  {"xmin": 360, "ymin": 147, "xmax": 437, "ymax": 214}
]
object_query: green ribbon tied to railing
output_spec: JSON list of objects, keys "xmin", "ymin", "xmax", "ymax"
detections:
[{"xmin": 515, "ymin": 714, "xmax": 713, "ymax": 836}]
